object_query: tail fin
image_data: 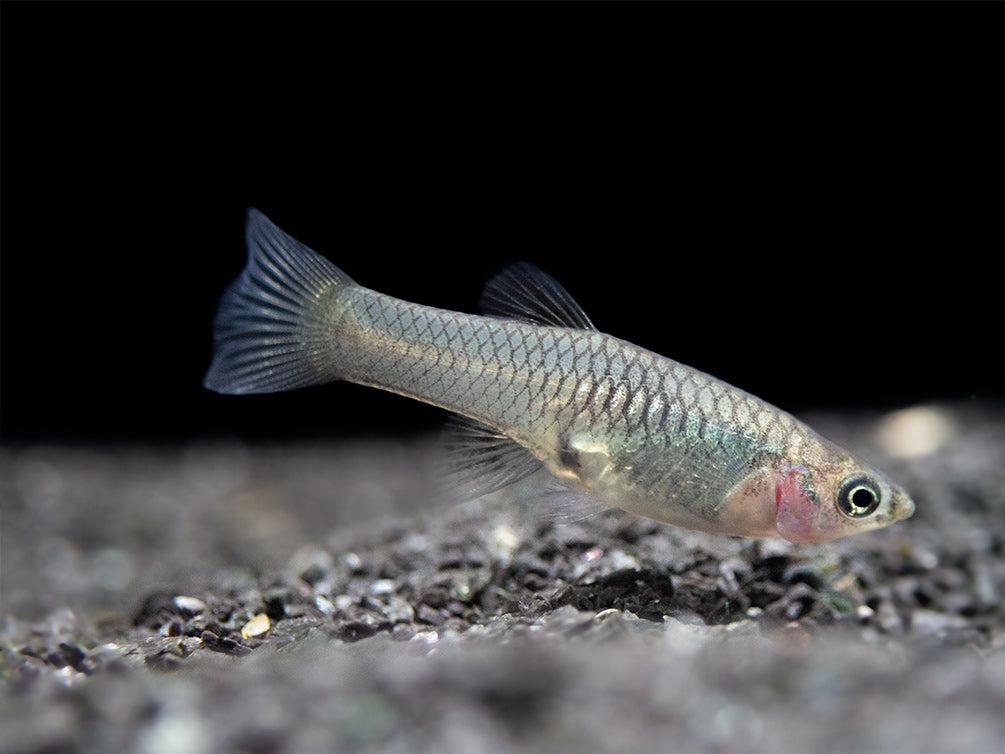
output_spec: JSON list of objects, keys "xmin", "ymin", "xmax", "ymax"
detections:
[{"xmin": 203, "ymin": 208, "xmax": 354, "ymax": 394}]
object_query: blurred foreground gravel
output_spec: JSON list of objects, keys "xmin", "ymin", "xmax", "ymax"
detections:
[{"xmin": 1, "ymin": 402, "xmax": 1003, "ymax": 753}]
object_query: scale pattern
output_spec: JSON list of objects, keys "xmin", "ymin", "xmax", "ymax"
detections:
[
  {"xmin": 205, "ymin": 209, "xmax": 915, "ymax": 541},
  {"xmin": 335, "ymin": 285, "xmax": 804, "ymax": 516}
]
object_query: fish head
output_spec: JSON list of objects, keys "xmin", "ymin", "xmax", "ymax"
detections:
[{"xmin": 774, "ymin": 449, "xmax": 915, "ymax": 543}]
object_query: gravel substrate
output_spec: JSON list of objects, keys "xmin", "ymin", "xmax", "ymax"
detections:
[{"xmin": 2, "ymin": 403, "xmax": 1003, "ymax": 753}]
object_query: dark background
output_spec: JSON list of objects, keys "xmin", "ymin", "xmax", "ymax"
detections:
[{"xmin": 2, "ymin": 1, "xmax": 1001, "ymax": 443}]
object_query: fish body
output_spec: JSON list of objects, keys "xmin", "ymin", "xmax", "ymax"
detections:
[{"xmin": 205, "ymin": 209, "xmax": 915, "ymax": 542}]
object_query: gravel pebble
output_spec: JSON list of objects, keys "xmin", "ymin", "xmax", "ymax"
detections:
[{"xmin": 1, "ymin": 404, "xmax": 1003, "ymax": 753}]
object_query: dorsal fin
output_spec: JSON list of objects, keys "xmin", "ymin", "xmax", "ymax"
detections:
[{"xmin": 479, "ymin": 262, "xmax": 597, "ymax": 330}]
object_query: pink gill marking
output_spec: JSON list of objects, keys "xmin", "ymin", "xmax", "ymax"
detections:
[{"xmin": 775, "ymin": 465, "xmax": 815, "ymax": 541}]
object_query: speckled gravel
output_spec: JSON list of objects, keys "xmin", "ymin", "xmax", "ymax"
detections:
[{"xmin": 1, "ymin": 403, "xmax": 1003, "ymax": 753}]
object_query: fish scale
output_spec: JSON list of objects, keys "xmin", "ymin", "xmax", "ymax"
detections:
[{"xmin": 205, "ymin": 209, "xmax": 915, "ymax": 542}]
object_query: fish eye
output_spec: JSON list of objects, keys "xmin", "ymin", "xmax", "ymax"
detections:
[{"xmin": 837, "ymin": 476, "xmax": 882, "ymax": 518}]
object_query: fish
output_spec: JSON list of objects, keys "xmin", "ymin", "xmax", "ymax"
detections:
[{"xmin": 204, "ymin": 209, "xmax": 915, "ymax": 542}]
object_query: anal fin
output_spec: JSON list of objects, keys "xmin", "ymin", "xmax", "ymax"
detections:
[{"xmin": 438, "ymin": 415, "xmax": 545, "ymax": 502}]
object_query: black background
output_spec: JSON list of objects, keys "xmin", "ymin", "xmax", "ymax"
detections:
[{"xmin": 2, "ymin": 1, "xmax": 1002, "ymax": 443}]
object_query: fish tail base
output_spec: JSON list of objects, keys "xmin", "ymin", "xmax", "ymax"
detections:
[{"xmin": 203, "ymin": 208, "xmax": 354, "ymax": 395}]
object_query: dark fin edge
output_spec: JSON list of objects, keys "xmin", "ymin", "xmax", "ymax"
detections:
[
  {"xmin": 479, "ymin": 262, "xmax": 597, "ymax": 331},
  {"xmin": 203, "ymin": 208, "xmax": 353, "ymax": 394}
]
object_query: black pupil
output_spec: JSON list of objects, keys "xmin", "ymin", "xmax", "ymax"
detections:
[{"xmin": 851, "ymin": 487, "xmax": 875, "ymax": 509}]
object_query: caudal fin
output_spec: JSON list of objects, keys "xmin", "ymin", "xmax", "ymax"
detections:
[{"xmin": 204, "ymin": 208, "xmax": 354, "ymax": 394}]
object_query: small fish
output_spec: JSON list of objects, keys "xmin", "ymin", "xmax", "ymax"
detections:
[{"xmin": 205, "ymin": 209, "xmax": 915, "ymax": 542}]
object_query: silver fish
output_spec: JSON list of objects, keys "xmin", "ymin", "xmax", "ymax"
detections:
[{"xmin": 205, "ymin": 209, "xmax": 915, "ymax": 542}]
